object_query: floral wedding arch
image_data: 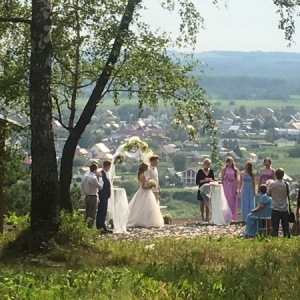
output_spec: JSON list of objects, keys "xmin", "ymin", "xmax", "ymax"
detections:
[{"xmin": 109, "ymin": 136, "xmax": 154, "ymax": 183}]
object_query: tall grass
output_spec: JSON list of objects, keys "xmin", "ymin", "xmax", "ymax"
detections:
[{"xmin": 1, "ymin": 214, "xmax": 300, "ymax": 299}]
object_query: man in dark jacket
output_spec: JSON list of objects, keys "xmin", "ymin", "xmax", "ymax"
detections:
[{"xmin": 96, "ymin": 160, "xmax": 112, "ymax": 233}]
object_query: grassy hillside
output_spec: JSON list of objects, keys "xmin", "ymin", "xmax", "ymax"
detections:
[{"xmin": 1, "ymin": 215, "xmax": 300, "ymax": 299}]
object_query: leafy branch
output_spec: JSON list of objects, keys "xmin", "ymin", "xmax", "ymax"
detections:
[{"xmin": 0, "ymin": 17, "xmax": 31, "ymax": 24}]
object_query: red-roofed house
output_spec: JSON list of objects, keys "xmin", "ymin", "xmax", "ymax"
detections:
[{"xmin": 260, "ymin": 108, "xmax": 274, "ymax": 118}]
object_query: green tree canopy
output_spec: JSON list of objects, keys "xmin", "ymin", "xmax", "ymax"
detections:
[
  {"xmin": 1, "ymin": 0, "xmax": 219, "ymax": 217},
  {"xmin": 172, "ymin": 153, "xmax": 187, "ymax": 171}
]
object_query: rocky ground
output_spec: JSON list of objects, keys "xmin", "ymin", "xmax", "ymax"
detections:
[{"xmin": 99, "ymin": 218, "xmax": 246, "ymax": 241}]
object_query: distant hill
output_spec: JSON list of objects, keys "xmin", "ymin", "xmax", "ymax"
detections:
[
  {"xmin": 169, "ymin": 51, "xmax": 300, "ymax": 100},
  {"xmin": 82, "ymin": 51, "xmax": 300, "ymax": 100},
  {"xmin": 169, "ymin": 50, "xmax": 300, "ymax": 79},
  {"xmin": 193, "ymin": 51, "xmax": 300, "ymax": 79}
]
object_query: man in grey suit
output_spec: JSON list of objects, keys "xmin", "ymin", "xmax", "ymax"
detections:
[{"xmin": 80, "ymin": 163, "xmax": 103, "ymax": 228}]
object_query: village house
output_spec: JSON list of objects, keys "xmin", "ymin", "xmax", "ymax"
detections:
[
  {"xmin": 89, "ymin": 142, "xmax": 113, "ymax": 160},
  {"xmin": 219, "ymin": 131, "xmax": 239, "ymax": 149},
  {"xmin": 273, "ymin": 138, "xmax": 296, "ymax": 147},
  {"xmin": 219, "ymin": 150, "xmax": 241, "ymax": 161},
  {"xmin": 165, "ymin": 168, "xmax": 182, "ymax": 185},
  {"xmin": 248, "ymin": 152, "xmax": 258, "ymax": 163},
  {"xmin": 287, "ymin": 121, "xmax": 300, "ymax": 131},
  {"xmin": 142, "ymin": 115, "xmax": 156, "ymax": 126},
  {"xmin": 180, "ymin": 167, "xmax": 200, "ymax": 186},
  {"xmin": 104, "ymin": 110, "xmax": 118, "ymax": 123},
  {"xmin": 223, "ymin": 111, "xmax": 238, "ymax": 121},
  {"xmin": 247, "ymin": 140, "xmax": 261, "ymax": 150},
  {"xmin": 218, "ymin": 119, "xmax": 234, "ymax": 133},
  {"xmin": 186, "ymin": 151, "xmax": 205, "ymax": 164},
  {"xmin": 148, "ymin": 126, "xmax": 169, "ymax": 142},
  {"xmin": 260, "ymin": 107, "xmax": 274, "ymax": 118},
  {"xmin": 159, "ymin": 144, "xmax": 177, "ymax": 162},
  {"xmin": 75, "ymin": 146, "xmax": 88, "ymax": 157}
]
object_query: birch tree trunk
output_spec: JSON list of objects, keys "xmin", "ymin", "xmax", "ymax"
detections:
[{"xmin": 30, "ymin": 1, "xmax": 59, "ymax": 231}]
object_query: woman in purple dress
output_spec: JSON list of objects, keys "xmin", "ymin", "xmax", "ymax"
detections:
[
  {"xmin": 257, "ymin": 157, "xmax": 275, "ymax": 191},
  {"xmin": 221, "ymin": 157, "xmax": 239, "ymax": 220}
]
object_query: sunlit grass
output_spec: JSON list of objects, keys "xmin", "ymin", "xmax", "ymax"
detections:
[{"xmin": 1, "ymin": 213, "xmax": 300, "ymax": 299}]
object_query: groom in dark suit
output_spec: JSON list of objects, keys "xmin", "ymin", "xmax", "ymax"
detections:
[{"xmin": 96, "ymin": 160, "xmax": 112, "ymax": 233}]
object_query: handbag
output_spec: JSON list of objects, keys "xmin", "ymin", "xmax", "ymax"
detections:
[
  {"xmin": 285, "ymin": 182, "xmax": 295, "ymax": 223},
  {"xmin": 291, "ymin": 219, "xmax": 300, "ymax": 236}
]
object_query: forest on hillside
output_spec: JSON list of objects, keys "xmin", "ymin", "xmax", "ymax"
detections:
[{"xmin": 81, "ymin": 51, "xmax": 300, "ymax": 100}]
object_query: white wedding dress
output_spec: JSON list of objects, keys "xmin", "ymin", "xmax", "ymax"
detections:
[{"xmin": 127, "ymin": 180, "xmax": 164, "ymax": 228}]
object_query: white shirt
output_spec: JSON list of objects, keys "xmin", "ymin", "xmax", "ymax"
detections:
[
  {"xmin": 80, "ymin": 171, "xmax": 103, "ymax": 196},
  {"xmin": 267, "ymin": 179, "xmax": 289, "ymax": 212},
  {"xmin": 145, "ymin": 166, "xmax": 159, "ymax": 192}
]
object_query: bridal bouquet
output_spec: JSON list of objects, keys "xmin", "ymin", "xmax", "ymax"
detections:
[
  {"xmin": 146, "ymin": 179, "xmax": 157, "ymax": 189},
  {"xmin": 114, "ymin": 154, "xmax": 125, "ymax": 164}
]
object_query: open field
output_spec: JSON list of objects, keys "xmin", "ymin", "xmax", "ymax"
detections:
[
  {"xmin": 212, "ymin": 98, "xmax": 300, "ymax": 109},
  {"xmin": 76, "ymin": 96, "xmax": 300, "ymax": 111}
]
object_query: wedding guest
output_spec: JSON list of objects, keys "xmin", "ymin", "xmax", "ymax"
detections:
[
  {"xmin": 145, "ymin": 155, "xmax": 160, "ymax": 204},
  {"xmin": 257, "ymin": 157, "xmax": 275, "ymax": 191},
  {"xmin": 267, "ymin": 168, "xmax": 290, "ymax": 238},
  {"xmin": 127, "ymin": 162, "xmax": 164, "ymax": 228},
  {"xmin": 245, "ymin": 184, "xmax": 272, "ymax": 237},
  {"xmin": 80, "ymin": 163, "xmax": 103, "ymax": 228},
  {"xmin": 96, "ymin": 160, "xmax": 112, "ymax": 233},
  {"xmin": 240, "ymin": 161, "xmax": 255, "ymax": 221},
  {"xmin": 196, "ymin": 158, "xmax": 214, "ymax": 222},
  {"xmin": 297, "ymin": 187, "xmax": 300, "ymax": 219},
  {"xmin": 221, "ymin": 157, "xmax": 239, "ymax": 220}
]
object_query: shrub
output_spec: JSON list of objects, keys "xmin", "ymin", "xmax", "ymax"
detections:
[
  {"xmin": 56, "ymin": 211, "xmax": 98, "ymax": 247},
  {"xmin": 70, "ymin": 183, "xmax": 84, "ymax": 210},
  {"xmin": 288, "ymin": 146, "xmax": 300, "ymax": 158},
  {"xmin": 73, "ymin": 156, "xmax": 88, "ymax": 167},
  {"xmin": 172, "ymin": 191, "xmax": 197, "ymax": 204},
  {"xmin": 4, "ymin": 179, "xmax": 31, "ymax": 215}
]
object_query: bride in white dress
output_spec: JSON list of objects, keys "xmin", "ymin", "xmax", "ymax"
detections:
[{"xmin": 127, "ymin": 162, "xmax": 164, "ymax": 228}]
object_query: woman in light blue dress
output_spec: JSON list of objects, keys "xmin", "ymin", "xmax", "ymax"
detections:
[
  {"xmin": 239, "ymin": 161, "xmax": 255, "ymax": 221},
  {"xmin": 245, "ymin": 184, "xmax": 272, "ymax": 237}
]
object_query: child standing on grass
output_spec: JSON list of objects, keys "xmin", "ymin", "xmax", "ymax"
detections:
[{"xmin": 240, "ymin": 161, "xmax": 255, "ymax": 221}]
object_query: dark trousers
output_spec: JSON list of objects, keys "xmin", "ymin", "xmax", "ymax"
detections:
[
  {"xmin": 96, "ymin": 197, "xmax": 108, "ymax": 230},
  {"xmin": 271, "ymin": 209, "xmax": 290, "ymax": 238}
]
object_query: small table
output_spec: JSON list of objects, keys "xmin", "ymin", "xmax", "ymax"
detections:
[
  {"xmin": 107, "ymin": 187, "xmax": 129, "ymax": 233},
  {"xmin": 200, "ymin": 183, "xmax": 232, "ymax": 225}
]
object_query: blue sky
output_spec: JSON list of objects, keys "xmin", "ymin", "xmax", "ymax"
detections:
[{"xmin": 142, "ymin": 0, "xmax": 300, "ymax": 52}]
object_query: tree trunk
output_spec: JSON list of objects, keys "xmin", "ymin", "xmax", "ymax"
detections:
[
  {"xmin": 0, "ymin": 124, "xmax": 5, "ymax": 235},
  {"xmin": 30, "ymin": 1, "xmax": 59, "ymax": 231},
  {"xmin": 59, "ymin": 0, "xmax": 141, "ymax": 210}
]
